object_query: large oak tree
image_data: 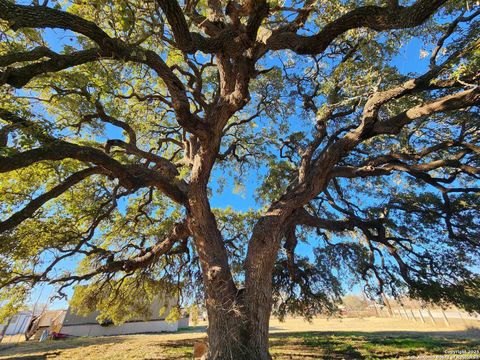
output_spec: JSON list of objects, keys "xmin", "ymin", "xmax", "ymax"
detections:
[{"xmin": 0, "ymin": 0, "xmax": 479, "ymax": 358}]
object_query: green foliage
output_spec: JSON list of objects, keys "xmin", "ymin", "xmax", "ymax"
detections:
[
  {"xmin": 188, "ymin": 304, "xmax": 199, "ymax": 325},
  {"xmin": 0, "ymin": 285, "xmax": 28, "ymax": 323},
  {"xmin": 165, "ymin": 305, "xmax": 181, "ymax": 323},
  {"xmin": 70, "ymin": 275, "xmax": 176, "ymax": 325}
]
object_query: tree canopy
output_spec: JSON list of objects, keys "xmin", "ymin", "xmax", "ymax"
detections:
[{"xmin": 0, "ymin": 0, "xmax": 479, "ymax": 358}]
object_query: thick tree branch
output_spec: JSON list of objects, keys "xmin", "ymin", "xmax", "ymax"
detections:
[
  {"xmin": 51, "ymin": 220, "xmax": 190, "ymax": 282},
  {"xmin": 282, "ymin": 86, "xmax": 480, "ymax": 213},
  {"xmin": 331, "ymin": 156, "xmax": 476, "ymax": 179},
  {"xmin": 373, "ymin": 88, "xmax": 480, "ymax": 135},
  {"xmin": 0, "ymin": 49, "xmax": 102, "ymax": 88},
  {"xmin": 156, "ymin": 0, "xmax": 195, "ymax": 52},
  {"xmin": 0, "ymin": 1, "xmax": 208, "ymax": 137},
  {"xmin": 0, "ymin": 0, "xmax": 113, "ymax": 45},
  {"xmin": 133, "ymin": 49, "xmax": 210, "ymax": 137},
  {"xmin": 104, "ymin": 139, "xmax": 180, "ymax": 179},
  {"xmin": 0, "ymin": 142, "xmax": 188, "ymax": 203},
  {"xmin": 13, "ymin": 220, "xmax": 191, "ymax": 286},
  {"xmin": 294, "ymin": 208, "xmax": 356, "ymax": 232},
  {"xmin": 266, "ymin": 0, "xmax": 448, "ymax": 54},
  {"xmin": 0, "ymin": 109, "xmax": 188, "ymax": 203},
  {"xmin": 93, "ymin": 101, "xmax": 137, "ymax": 145},
  {"xmin": 0, "ymin": 167, "xmax": 104, "ymax": 233},
  {"xmin": 245, "ymin": 1, "xmax": 269, "ymax": 42},
  {"xmin": 292, "ymin": 207, "xmax": 386, "ymax": 235},
  {"xmin": 0, "ymin": 46, "xmax": 59, "ymax": 67},
  {"xmin": 100, "ymin": 220, "xmax": 191, "ymax": 273}
]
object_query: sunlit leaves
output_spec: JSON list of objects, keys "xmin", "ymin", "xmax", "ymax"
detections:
[
  {"xmin": 70, "ymin": 275, "xmax": 176, "ymax": 325},
  {"xmin": 0, "ymin": 285, "xmax": 29, "ymax": 323}
]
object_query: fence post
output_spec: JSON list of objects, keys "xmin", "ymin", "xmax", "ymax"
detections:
[
  {"xmin": 426, "ymin": 307, "xmax": 436, "ymax": 324},
  {"xmin": 441, "ymin": 309, "xmax": 450, "ymax": 326},
  {"xmin": 418, "ymin": 309, "xmax": 426, "ymax": 323},
  {"xmin": 458, "ymin": 309, "xmax": 467, "ymax": 325},
  {"xmin": 410, "ymin": 309, "xmax": 418, "ymax": 322},
  {"xmin": 381, "ymin": 293, "xmax": 393, "ymax": 317}
]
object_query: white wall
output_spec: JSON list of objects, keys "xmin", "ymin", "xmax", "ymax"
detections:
[
  {"xmin": 177, "ymin": 317, "xmax": 189, "ymax": 329},
  {"xmin": 61, "ymin": 320, "xmax": 179, "ymax": 337},
  {"xmin": 4, "ymin": 312, "xmax": 32, "ymax": 335}
]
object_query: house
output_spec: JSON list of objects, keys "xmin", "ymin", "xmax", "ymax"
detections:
[{"xmin": 60, "ymin": 297, "xmax": 189, "ymax": 337}]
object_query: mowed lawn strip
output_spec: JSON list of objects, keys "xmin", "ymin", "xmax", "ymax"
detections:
[{"xmin": 270, "ymin": 332, "xmax": 480, "ymax": 359}]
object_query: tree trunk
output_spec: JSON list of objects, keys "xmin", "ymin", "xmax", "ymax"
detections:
[
  {"xmin": 196, "ymin": 215, "xmax": 276, "ymax": 360},
  {"xmin": 195, "ymin": 213, "xmax": 277, "ymax": 360},
  {"xmin": 204, "ymin": 287, "xmax": 272, "ymax": 360},
  {"xmin": 206, "ymin": 312, "xmax": 271, "ymax": 360},
  {"xmin": 224, "ymin": 215, "xmax": 287, "ymax": 360},
  {"xmin": 187, "ymin": 142, "xmax": 280, "ymax": 359}
]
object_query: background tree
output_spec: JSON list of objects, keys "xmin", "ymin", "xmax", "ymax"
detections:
[{"xmin": 0, "ymin": 0, "xmax": 479, "ymax": 359}]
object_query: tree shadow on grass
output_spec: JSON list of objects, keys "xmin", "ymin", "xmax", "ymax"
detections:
[
  {"xmin": 269, "ymin": 329, "xmax": 480, "ymax": 359},
  {"xmin": 0, "ymin": 331, "xmax": 207, "ymax": 360},
  {"xmin": 0, "ymin": 336, "xmax": 128, "ymax": 358},
  {"xmin": 1, "ymin": 328, "xmax": 479, "ymax": 360},
  {"xmin": 0, "ymin": 351, "xmax": 62, "ymax": 360}
]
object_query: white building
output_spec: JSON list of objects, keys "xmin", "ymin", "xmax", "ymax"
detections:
[
  {"xmin": 2, "ymin": 311, "xmax": 33, "ymax": 336},
  {"xmin": 60, "ymin": 298, "xmax": 188, "ymax": 337}
]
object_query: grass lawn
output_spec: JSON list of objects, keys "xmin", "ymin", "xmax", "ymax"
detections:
[
  {"xmin": 0, "ymin": 318, "xmax": 479, "ymax": 359},
  {"xmin": 1, "ymin": 332, "xmax": 479, "ymax": 359},
  {"xmin": 270, "ymin": 332, "xmax": 480, "ymax": 359}
]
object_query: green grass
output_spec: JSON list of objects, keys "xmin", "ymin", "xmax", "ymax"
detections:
[
  {"xmin": 0, "ymin": 331, "xmax": 479, "ymax": 359},
  {"xmin": 270, "ymin": 332, "xmax": 480, "ymax": 359}
]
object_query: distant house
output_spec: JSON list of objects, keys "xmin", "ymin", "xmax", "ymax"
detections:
[{"xmin": 60, "ymin": 297, "xmax": 188, "ymax": 337}]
